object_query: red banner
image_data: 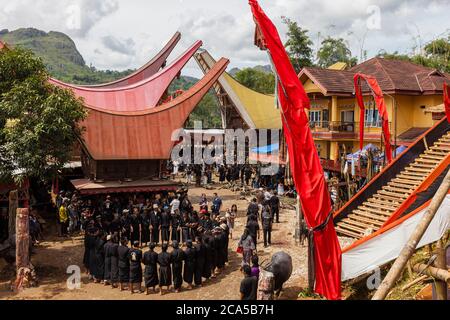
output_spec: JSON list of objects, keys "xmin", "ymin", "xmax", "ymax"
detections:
[
  {"xmin": 354, "ymin": 74, "xmax": 393, "ymax": 163},
  {"xmin": 249, "ymin": 0, "xmax": 342, "ymax": 300},
  {"xmin": 444, "ymin": 83, "xmax": 450, "ymax": 123}
]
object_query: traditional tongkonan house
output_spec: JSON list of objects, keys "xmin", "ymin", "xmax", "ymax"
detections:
[{"xmin": 53, "ymin": 38, "xmax": 230, "ymax": 196}]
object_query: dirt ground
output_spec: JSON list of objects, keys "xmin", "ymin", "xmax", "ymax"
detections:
[{"xmin": 0, "ymin": 185, "xmax": 308, "ymax": 300}]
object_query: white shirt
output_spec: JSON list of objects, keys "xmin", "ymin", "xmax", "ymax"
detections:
[{"xmin": 170, "ymin": 199, "xmax": 180, "ymax": 214}]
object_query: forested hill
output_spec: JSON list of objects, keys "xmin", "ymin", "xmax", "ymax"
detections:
[{"xmin": 0, "ymin": 28, "xmax": 135, "ymax": 84}]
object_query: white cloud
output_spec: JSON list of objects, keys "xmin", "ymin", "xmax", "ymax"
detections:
[{"xmin": 0, "ymin": 0, "xmax": 448, "ymax": 77}]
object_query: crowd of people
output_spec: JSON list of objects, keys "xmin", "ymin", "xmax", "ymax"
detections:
[
  {"xmin": 54, "ymin": 189, "xmax": 237, "ymax": 295},
  {"xmin": 174, "ymin": 163, "xmax": 288, "ymax": 191},
  {"xmin": 54, "ymin": 181, "xmax": 281, "ymax": 298}
]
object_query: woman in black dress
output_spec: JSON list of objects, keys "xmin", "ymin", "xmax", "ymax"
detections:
[
  {"xmin": 92, "ymin": 233, "xmax": 106, "ymax": 283},
  {"xmin": 109, "ymin": 235, "xmax": 120, "ymax": 288},
  {"xmin": 170, "ymin": 241, "xmax": 185, "ymax": 293},
  {"xmin": 157, "ymin": 242, "xmax": 172, "ymax": 295},
  {"xmin": 143, "ymin": 242, "xmax": 159, "ymax": 294},
  {"xmin": 140, "ymin": 210, "xmax": 151, "ymax": 246},
  {"xmin": 202, "ymin": 235, "xmax": 213, "ymax": 281},
  {"xmin": 183, "ymin": 240, "xmax": 196, "ymax": 289},
  {"xmin": 194, "ymin": 236, "xmax": 205, "ymax": 287},
  {"xmin": 129, "ymin": 241, "xmax": 143, "ymax": 294},
  {"xmin": 129, "ymin": 208, "xmax": 141, "ymax": 245},
  {"xmin": 117, "ymin": 238, "xmax": 130, "ymax": 291}
]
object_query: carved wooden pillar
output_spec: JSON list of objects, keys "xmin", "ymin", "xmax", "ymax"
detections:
[
  {"xmin": 16, "ymin": 208, "xmax": 30, "ymax": 272},
  {"xmin": 257, "ymin": 269, "xmax": 275, "ymax": 300}
]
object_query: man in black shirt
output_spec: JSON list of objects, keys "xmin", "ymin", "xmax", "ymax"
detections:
[
  {"xmin": 246, "ymin": 214, "xmax": 260, "ymax": 250},
  {"xmin": 240, "ymin": 265, "xmax": 257, "ymax": 300},
  {"xmin": 269, "ymin": 191, "xmax": 280, "ymax": 223},
  {"xmin": 247, "ymin": 198, "xmax": 259, "ymax": 217}
]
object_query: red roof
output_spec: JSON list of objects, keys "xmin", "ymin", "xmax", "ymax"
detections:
[
  {"xmin": 49, "ymin": 41, "xmax": 202, "ymax": 112},
  {"xmin": 80, "ymin": 58, "xmax": 229, "ymax": 160},
  {"xmin": 299, "ymin": 57, "xmax": 450, "ymax": 96}
]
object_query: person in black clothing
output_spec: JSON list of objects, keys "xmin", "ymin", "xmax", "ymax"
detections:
[
  {"xmin": 103, "ymin": 235, "xmax": 113, "ymax": 285},
  {"xmin": 170, "ymin": 240, "xmax": 185, "ymax": 292},
  {"xmin": 109, "ymin": 214, "xmax": 122, "ymax": 236},
  {"xmin": 129, "ymin": 208, "xmax": 141, "ymax": 245},
  {"xmin": 143, "ymin": 242, "xmax": 159, "ymax": 295},
  {"xmin": 202, "ymin": 235, "xmax": 213, "ymax": 281},
  {"xmin": 117, "ymin": 238, "xmax": 130, "ymax": 291},
  {"xmin": 240, "ymin": 265, "xmax": 257, "ymax": 300},
  {"xmin": 247, "ymin": 198, "xmax": 259, "ymax": 217},
  {"xmin": 129, "ymin": 241, "xmax": 143, "ymax": 294},
  {"xmin": 92, "ymin": 233, "xmax": 106, "ymax": 283},
  {"xmin": 150, "ymin": 205, "xmax": 161, "ymax": 244},
  {"xmin": 109, "ymin": 234, "xmax": 120, "ymax": 288},
  {"xmin": 269, "ymin": 191, "xmax": 280, "ymax": 223},
  {"xmin": 120, "ymin": 209, "xmax": 131, "ymax": 241},
  {"xmin": 83, "ymin": 221, "xmax": 96, "ymax": 275},
  {"xmin": 157, "ymin": 242, "xmax": 172, "ymax": 295},
  {"xmin": 244, "ymin": 166, "xmax": 252, "ymax": 186},
  {"xmin": 180, "ymin": 212, "xmax": 191, "ymax": 245},
  {"xmin": 170, "ymin": 210, "xmax": 181, "ymax": 243},
  {"xmin": 140, "ymin": 209, "xmax": 151, "ymax": 246},
  {"xmin": 183, "ymin": 240, "xmax": 196, "ymax": 289},
  {"xmin": 218, "ymin": 165, "xmax": 226, "ymax": 183},
  {"xmin": 246, "ymin": 214, "xmax": 260, "ymax": 250},
  {"xmin": 261, "ymin": 204, "xmax": 273, "ymax": 247},
  {"xmin": 219, "ymin": 222, "xmax": 230, "ymax": 265},
  {"xmin": 193, "ymin": 236, "xmax": 205, "ymax": 287},
  {"xmin": 213, "ymin": 228, "xmax": 224, "ymax": 275},
  {"xmin": 160, "ymin": 208, "xmax": 171, "ymax": 243}
]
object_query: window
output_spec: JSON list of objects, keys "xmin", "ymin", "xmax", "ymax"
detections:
[
  {"xmin": 365, "ymin": 109, "xmax": 382, "ymax": 127},
  {"xmin": 309, "ymin": 111, "xmax": 321, "ymax": 125}
]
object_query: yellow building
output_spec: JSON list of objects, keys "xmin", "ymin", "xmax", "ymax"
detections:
[{"xmin": 298, "ymin": 58, "xmax": 450, "ymax": 162}]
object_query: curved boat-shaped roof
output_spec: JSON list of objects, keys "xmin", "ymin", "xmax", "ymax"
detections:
[
  {"xmin": 81, "ymin": 31, "xmax": 181, "ymax": 89},
  {"xmin": 195, "ymin": 50, "xmax": 282, "ymax": 129},
  {"xmin": 81, "ymin": 58, "xmax": 229, "ymax": 160},
  {"xmin": 49, "ymin": 41, "xmax": 202, "ymax": 112}
]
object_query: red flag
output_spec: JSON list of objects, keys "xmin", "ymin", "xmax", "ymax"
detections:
[
  {"xmin": 354, "ymin": 74, "xmax": 393, "ymax": 163},
  {"xmin": 249, "ymin": 0, "xmax": 342, "ymax": 300},
  {"xmin": 444, "ymin": 83, "xmax": 450, "ymax": 123}
]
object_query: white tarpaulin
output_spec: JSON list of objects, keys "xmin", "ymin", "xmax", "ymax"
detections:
[{"xmin": 342, "ymin": 194, "xmax": 450, "ymax": 281}]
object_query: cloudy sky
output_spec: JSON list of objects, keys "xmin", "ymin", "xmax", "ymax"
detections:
[{"xmin": 0, "ymin": 0, "xmax": 449, "ymax": 77}]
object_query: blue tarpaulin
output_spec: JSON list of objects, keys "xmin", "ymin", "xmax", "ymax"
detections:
[{"xmin": 251, "ymin": 143, "xmax": 279, "ymax": 154}]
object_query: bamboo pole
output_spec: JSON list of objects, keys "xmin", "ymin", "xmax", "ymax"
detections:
[
  {"xmin": 372, "ymin": 169, "xmax": 450, "ymax": 300},
  {"xmin": 433, "ymin": 240, "xmax": 447, "ymax": 300},
  {"xmin": 412, "ymin": 264, "xmax": 450, "ymax": 283}
]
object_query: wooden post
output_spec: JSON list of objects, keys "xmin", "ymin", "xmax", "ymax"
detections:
[
  {"xmin": 434, "ymin": 240, "xmax": 447, "ymax": 300},
  {"xmin": 8, "ymin": 190, "xmax": 18, "ymax": 241},
  {"xmin": 412, "ymin": 264, "xmax": 450, "ymax": 283},
  {"xmin": 258, "ymin": 269, "xmax": 275, "ymax": 300},
  {"xmin": 15, "ymin": 208, "xmax": 30, "ymax": 290},
  {"xmin": 372, "ymin": 169, "xmax": 450, "ymax": 300}
]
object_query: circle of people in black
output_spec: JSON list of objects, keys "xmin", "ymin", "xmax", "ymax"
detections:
[{"xmin": 80, "ymin": 191, "xmax": 231, "ymax": 295}]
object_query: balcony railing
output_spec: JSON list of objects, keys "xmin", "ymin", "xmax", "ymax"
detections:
[
  {"xmin": 310, "ymin": 121, "xmax": 358, "ymax": 132},
  {"xmin": 310, "ymin": 121, "xmax": 390, "ymax": 132}
]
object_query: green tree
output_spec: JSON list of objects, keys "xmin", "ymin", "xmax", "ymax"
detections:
[
  {"xmin": 283, "ymin": 17, "xmax": 314, "ymax": 73},
  {"xmin": 317, "ymin": 37, "xmax": 357, "ymax": 68},
  {"xmin": 0, "ymin": 47, "xmax": 87, "ymax": 183},
  {"xmin": 187, "ymin": 92, "xmax": 222, "ymax": 129},
  {"xmin": 234, "ymin": 68, "xmax": 275, "ymax": 95}
]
